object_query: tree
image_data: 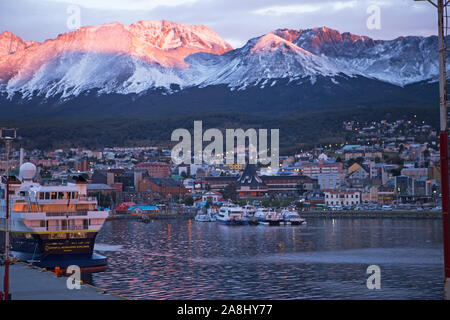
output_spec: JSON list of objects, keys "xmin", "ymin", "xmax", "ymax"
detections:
[
  {"xmin": 271, "ymin": 199, "xmax": 281, "ymax": 208},
  {"xmin": 220, "ymin": 183, "xmax": 238, "ymax": 201},
  {"xmin": 183, "ymin": 195, "xmax": 194, "ymax": 206},
  {"xmin": 261, "ymin": 198, "xmax": 271, "ymax": 207}
]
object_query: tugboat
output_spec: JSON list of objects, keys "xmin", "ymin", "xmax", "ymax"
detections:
[
  {"xmin": 254, "ymin": 208, "xmax": 283, "ymax": 226},
  {"xmin": 0, "ymin": 163, "xmax": 109, "ymax": 272},
  {"xmin": 280, "ymin": 209, "xmax": 306, "ymax": 226},
  {"xmin": 216, "ymin": 205, "xmax": 248, "ymax": 225}
]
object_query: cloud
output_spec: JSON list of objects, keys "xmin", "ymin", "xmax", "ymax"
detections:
[
  {"xmin": 332, "ymin": 1, "xmax": 357, "ymax": 10},
  {"xmin": 253, "ymin": 4, "xmax": 321, "ymax": 16},
  {"xmin": 253, "ymin": 1, "xmax": 358, "ymax": 16},
  {"xmin": 43, "ymin": 0, "xmax": 198, "ymax": 11}
]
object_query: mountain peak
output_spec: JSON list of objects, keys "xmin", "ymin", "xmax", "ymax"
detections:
[
  {"xmin": 250, "ymin": 33, "xmax": 313, "ymax": 56},
  {"xmin": 128, "ymin": 19, "xmax": 233, "ymax": 53},
  {"xmin": 0, "ymin": 31, "xmax": 29, "ymax": 56}
]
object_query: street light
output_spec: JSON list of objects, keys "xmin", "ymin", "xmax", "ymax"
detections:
[{"xmin": 0, "ymin": 127, "xmax": 17, "ymax": 301}]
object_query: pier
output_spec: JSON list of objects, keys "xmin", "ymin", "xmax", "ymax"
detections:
[{"xmin": 1, "ymin": 262, "xmax": 124, "ymax": 300}]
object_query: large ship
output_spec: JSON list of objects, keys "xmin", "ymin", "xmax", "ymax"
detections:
[{"xmin": 0, "ymin": 162, "xmax": 109, "ymax": 271}]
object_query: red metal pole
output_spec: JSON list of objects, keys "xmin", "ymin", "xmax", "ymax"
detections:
[{"xmin": 441, "ymin": 132, "xmax": 450, "ymax": 279}]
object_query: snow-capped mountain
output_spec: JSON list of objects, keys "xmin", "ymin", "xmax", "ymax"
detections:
[
  {"xmin": 0, "ymin": 20, "xmax": 232, "ymax": 97},
  {"xmin": 186, "ymin": 32, "xmax": 346, "ymax": 89},
  {"xmin": 0, "ymin": 21, "xmax": 442, "ymax": 100},
  {"xmin": 274, "ymin": 26, "xmax": 439, "ymax": 85}
]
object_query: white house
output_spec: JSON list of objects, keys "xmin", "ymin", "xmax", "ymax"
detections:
[
  {"xmin": 324, "ymin": 189, "xmax": 361, "ymax": 206},
  {"xmin": 201, "ymin": 190, "xmax": 223, "ymax": 204}
]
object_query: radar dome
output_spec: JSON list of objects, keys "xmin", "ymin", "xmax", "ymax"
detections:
[{"xmin": 19, "ymin": 162, "xmax": 37, "ymax": 181}]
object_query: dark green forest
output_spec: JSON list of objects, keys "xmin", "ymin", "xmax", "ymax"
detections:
[{"xmin": 0, "ymin": 104, "xmax": 439, "ymax": 154}]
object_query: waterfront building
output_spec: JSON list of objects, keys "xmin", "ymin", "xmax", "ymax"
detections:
[
  {"xmin": 361, "ymin": 186, "xmax": 378, "ymax": 203},
  {"xmin": 128, "ymin": 205, "xmax": 159, "ymax": 215},
  {"xmin": 205, "ymin": 164, "xmax": 316, "ymax": 198},
  {"xmin": 236, "ymin": 164, "xmax": 268, "ymax": 198},
  {"xmin": 377, "ymin": 185, "xmax": 395, "ymax": 204},
  {"xmin": 115, "ymin": 202, "xmax": 136, "ymax": 214},
  {"xmin": 324, "ymin": 189, "xmax": 361, "ymax": 206},
  {"xmin": 201, "ymin": 190, "xmax": 223, "ymax": 204}
]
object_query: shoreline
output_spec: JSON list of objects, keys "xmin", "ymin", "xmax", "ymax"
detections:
[
  {"xmin": 107, "ymin": 210, "xmax": 442, "ymax": 221},
  {"xmin": 107, "ymin": 212, "xmax": 196, "ymax": 221},
  {"xmin": 300, "ymin": 210, "xmax": 442, "ymax": 219}
]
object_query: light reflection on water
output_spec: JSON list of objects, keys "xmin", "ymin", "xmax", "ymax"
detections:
[{"xmin": 92, "ymin": 217, "xmax": 443, "ymax": 300}]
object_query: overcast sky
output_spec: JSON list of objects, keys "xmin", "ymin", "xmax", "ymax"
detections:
[{"xmin": 0, "ymin": 0, "xmax": 438, "ymax": 48}]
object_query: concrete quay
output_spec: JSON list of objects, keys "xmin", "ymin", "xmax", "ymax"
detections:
[{"xmin": 0, "ymin": 262, "xmax": 124, "ymax": 300}]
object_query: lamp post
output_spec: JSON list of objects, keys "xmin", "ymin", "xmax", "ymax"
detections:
[
  {"xmin": 416, "ymin": 0, "xmax": 450, "ymax": 299},
  {"xmin": 1, "ymin": 127, "xmax": 17, "ymax": 301}
]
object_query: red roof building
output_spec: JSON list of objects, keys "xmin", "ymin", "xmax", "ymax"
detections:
[{"xmin": 115, "ymin": 202, "xmax": 136, "ymax": 214}]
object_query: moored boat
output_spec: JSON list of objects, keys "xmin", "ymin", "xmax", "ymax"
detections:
[
  {"xmin": 0, "ymin": 163, "xmax": 109, "ymax": 271},
  {"xmin": 280, "ymin": 209, "xmax": 306, "ymax": 225},
  {"xmin": 216, "ymin": 205, "xmax": 248, "ymax": 225},
  {"xmin": 194, "ymin": 208, "xmax": 217, "ymax": 222},
  {"xmin": 254, "ymin": 208, "xmax": 282, "ymax": 226},
  {"xmin": 242, "ymin": 205, "xmax": 258, "ymax": 225}
]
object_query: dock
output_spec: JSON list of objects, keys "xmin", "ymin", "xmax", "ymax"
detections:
[{"xmin": 0, "ymin": 262, "xmax": 124, "ymax": 300}]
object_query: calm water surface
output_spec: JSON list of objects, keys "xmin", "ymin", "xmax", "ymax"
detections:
[{"xmin": 92, "ymin": 217, "xmax": 443, "ymax": 299}]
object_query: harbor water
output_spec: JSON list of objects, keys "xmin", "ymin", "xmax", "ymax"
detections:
[{"xmin": 91, "ymin": 217, "xmax": 443, "ymax": 299}]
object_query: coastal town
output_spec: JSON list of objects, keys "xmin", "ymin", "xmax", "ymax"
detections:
[
  {"xmin": 1, "ymin": 0, "xmax": 449, "ymax": 303},
  {"xmin": 0, "ymin": 117, "xmax": 442, "ymax": 214}
]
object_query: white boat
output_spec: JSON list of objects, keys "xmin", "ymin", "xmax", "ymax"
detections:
[
  {"xmin": 242, "ymin": 205, "xmax": 258, "ymax": 225},
  {"xmin": 216, "ymin": 205, "xmax": 248, "ymax": 225},
  {"xmin": 280, "ymin": 209, "xmax": 306, "ymax": 225},
  {"xmin": 0, "ymin": 163, "xmax": 109, "ymax": 271},
  {"xmin": 254, "ymin": 208, "xmax": 283, "ymax": 226},
  {"xmin": 194, "ymin": 208, "xmax": 217, "ymax": 222}
]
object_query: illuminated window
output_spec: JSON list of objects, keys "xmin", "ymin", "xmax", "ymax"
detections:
[{"xmin": 49, "ymin": 233, "xmax": 67, "ymax": 239}]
